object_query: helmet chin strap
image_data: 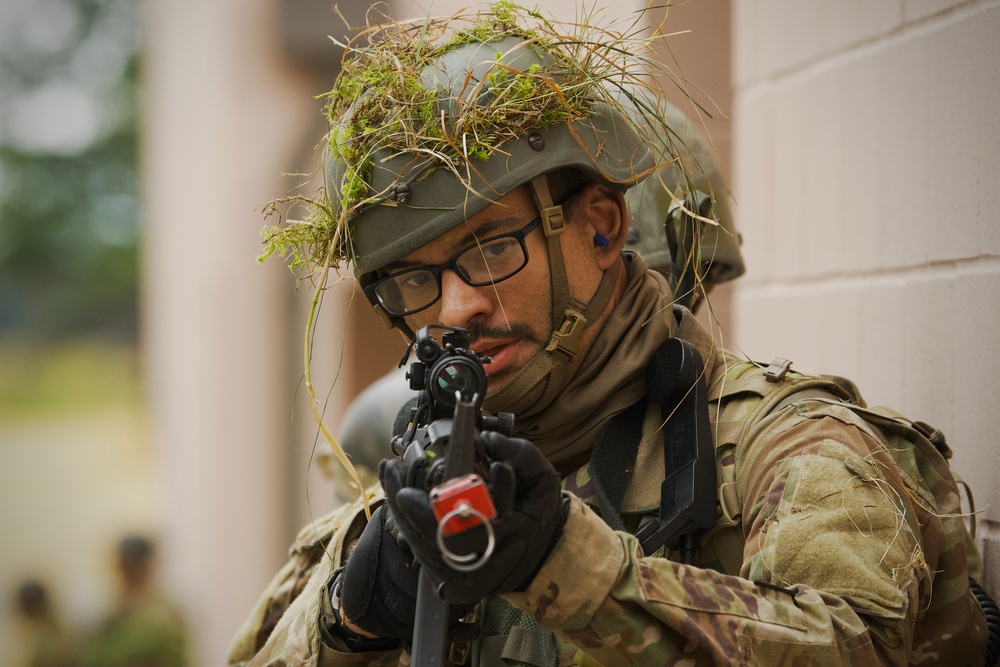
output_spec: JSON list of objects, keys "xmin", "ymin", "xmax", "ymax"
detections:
[{"xmin": 484, "ymin": 176, "xmax": 620, "ymax": 417}]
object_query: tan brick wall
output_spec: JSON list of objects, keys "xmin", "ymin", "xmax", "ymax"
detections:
[{"xmin": 731, "ymin": 0, "xmax": 1000, "ymax": 593}]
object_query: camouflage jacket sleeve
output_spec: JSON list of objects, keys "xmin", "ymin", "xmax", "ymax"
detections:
[{"xmin": 504, "ymin": 399, "xmax": 985, "ymax": 666}]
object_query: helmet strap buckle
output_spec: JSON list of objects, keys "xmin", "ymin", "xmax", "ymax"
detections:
[
  {"xmin": 530, "ymin": 175, "xmax": 566, "ymax": 237},
  {"xmin": 540, "ymin": 204, "xmax": 566, "ymax": 237},
  {"xmin": 545, "ymin": 308, "xmax": 588, "ymax": 356}
]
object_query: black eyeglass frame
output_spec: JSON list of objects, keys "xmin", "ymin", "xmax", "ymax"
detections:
[{"xmin": 363, "ymin": 215, "xmax": 543, "ymax": 317}]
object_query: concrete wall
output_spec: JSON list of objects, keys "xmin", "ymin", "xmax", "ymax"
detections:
[{"xmin": 731, "ymin": 0, "xmax": 1000, "ymax": 595}]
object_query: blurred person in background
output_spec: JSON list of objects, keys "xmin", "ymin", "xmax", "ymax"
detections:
[
  {"xmin": 79, "ymin": 536, "xmax": 187, "ymax": 667},
  {"xmin": 12, "ymin": 580, "xmax": 79, "ymax": 667}
]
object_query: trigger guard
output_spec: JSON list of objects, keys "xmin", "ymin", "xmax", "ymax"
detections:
[{"xmin": 403, "ymin": 456, "xmax": 428, "ymax": 490}]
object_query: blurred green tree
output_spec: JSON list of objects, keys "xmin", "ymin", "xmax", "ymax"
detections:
[{"xmin": 0, "ymin": 0, "xmax": 140, "ymax": 341}]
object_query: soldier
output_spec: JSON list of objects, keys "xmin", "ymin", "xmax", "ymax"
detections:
[
  {"xmin": 12, "ymin": 580, "xmax": 79, "ymax": 667},
  {"xmin": 79, "ymin": 537, "xmax": 187, "ymax": 667},
  {"xmin": 230, "ymin": 4, "xmax": 991, "ymax": 665},
  {"xmin": 329, "ymin": 99, "xmax": 744, "ymax": 502}
]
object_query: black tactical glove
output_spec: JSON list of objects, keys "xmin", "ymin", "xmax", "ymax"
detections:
[
  {"xmin": 339, "ymin": 504, "xmax": 419, "ymax": 643},
  {"xmin": 338, "ymin": 503, "xmax": 474, "ymax": 647},
  {"xmin": 380, "ymin": 430, "xmax": 567, "ymax": 605}
]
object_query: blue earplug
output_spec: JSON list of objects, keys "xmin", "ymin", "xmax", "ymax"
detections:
[{"xmin": 593, "ymin": 233, "xmax": 610, "ymax": 247}]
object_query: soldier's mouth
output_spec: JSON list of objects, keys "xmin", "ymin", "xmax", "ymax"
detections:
[{"xmin": 475, "ymin": 341, "xmax": 516, "ymax": 376}]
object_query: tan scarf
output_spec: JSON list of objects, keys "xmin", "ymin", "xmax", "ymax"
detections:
[{"xmin": 496, "ymin": 253, "xmax": 680, "ymax": 468}]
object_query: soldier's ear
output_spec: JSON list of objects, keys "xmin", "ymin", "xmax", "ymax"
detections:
[{"xmin": 577, "ymin": 182, "xmax": 628, "ymax": 270}]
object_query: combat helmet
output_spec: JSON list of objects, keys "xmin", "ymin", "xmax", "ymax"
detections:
[
  {"xmin": 328, "ymin": 37, "xmax": 654, "ymax": 281},
  {"xmin": 624, "ymin": 101, "xmax": 744, "ymax": 312}
]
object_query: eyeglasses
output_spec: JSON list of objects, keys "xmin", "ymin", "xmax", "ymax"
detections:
[{"xmin": 365, "ymin": 215, "xmax": 542, "ymax": 317}]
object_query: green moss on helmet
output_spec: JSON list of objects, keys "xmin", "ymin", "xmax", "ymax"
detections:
[
  {"xmin": 260, "ymin": 1, "xmax": 693, "ymax": 277},
  {"xmin": 257, "ymin": 192, "xmax": 339, "ymax": 270},
  {"xmin": 320, "ymin": 18, "xmax": 594, "ymax": 215},
  {"xmin": 437, "ymin": 0, "xmax": 539, "ymax": 49}
]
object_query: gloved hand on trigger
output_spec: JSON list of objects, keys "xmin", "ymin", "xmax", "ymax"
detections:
[
  {"xmin": 338, "ymin": 503, "xmax": 476, "ymax": 648},
  {"xmin": 380, "ymin": 430, "xmax": 567, "ymax": 605}
]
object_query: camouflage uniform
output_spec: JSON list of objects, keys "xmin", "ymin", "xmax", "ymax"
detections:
[
  {"xmin": 228, "ymin": 263, "xmax": 987, "ymax": 666},
  {"xmin": 79, "ymin": 590, "xmax": 188, "ymax": 667}
]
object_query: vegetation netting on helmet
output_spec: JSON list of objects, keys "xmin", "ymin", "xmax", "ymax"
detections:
[{"xmin": 258, "ymin": 0, "xmax": 696, "ymax": 279}]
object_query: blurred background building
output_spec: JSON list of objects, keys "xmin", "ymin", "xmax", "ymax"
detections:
[
  {"xmin": 1, "ymin": 0, "xmax": 997, "ymax": 664},
  {"xmin": 0, "ymin": 0, "xmax": 156, "ymax": 663}
]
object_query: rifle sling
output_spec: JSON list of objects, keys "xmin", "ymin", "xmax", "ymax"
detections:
[{"xmin": 589, "ymin": 396, "xmax": 648, "ymax": 532}]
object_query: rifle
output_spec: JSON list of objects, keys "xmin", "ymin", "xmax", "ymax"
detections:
[{"xmin": 391, "ymin": 325, "xmax": 513, "ymax": 665}]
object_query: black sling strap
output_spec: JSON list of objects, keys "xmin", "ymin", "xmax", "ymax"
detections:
[
  {"xmin": 589, "ymin": 396, "xmax": 649, "ymax": 532},
  {"xmin": 588, "ymin": 338, "xmax": 717, "ymax": 561}
]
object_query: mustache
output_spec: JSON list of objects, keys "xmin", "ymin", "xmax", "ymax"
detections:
[{"xmin": 469, "ymin": 322, "xmax": 544, "ymax": 347}]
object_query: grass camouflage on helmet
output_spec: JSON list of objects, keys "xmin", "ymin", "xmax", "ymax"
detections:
[{"xmin": 259, "ymin": 1, "xmax": 705, "ymax": 280}]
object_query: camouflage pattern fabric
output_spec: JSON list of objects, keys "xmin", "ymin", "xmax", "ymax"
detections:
[
  {"xmin": 228, "ymin": 307, "xmax": 988, "ymax": 666},
  {"xmin": 533, "ymin": 346, "xmax": 988, "ymax": 665}
]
